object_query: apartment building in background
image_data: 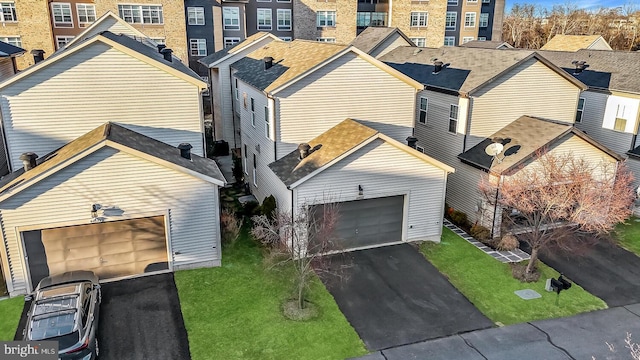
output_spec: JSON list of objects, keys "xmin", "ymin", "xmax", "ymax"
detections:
[{"xmin": 444, "ymin": 0, "xmax": 504, "ymax": 46}]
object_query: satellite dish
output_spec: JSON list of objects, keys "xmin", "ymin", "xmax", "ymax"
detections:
[{"xmin": 485, "ymin": 142, "xmax": 504, "ymax": 156}]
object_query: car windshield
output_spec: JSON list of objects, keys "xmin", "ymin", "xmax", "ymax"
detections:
[
  {"xmin": 30, "ymin": 310, "xmax": 77, "ymax": 340},
  {"xmin": 33, "ymin": 296, "xmax": 78, "ymax": 316}
]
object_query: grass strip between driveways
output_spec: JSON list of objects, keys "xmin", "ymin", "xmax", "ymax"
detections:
[
  {"xmin": 0, "ymin": 296, "xmax": 24, "ymax": 341},
  {"xmin": 614, "ymin": 217, "xmax": 640, "ymax": 256},
  {"xmin": 420, "ymin": 227, "xmax": 607, "ymax": 326},
  {"xmin": 174, "ymin": 232, "xmax": 367, "ymax": 360}
]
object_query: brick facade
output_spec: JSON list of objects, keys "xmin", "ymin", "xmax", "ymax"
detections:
[
  {"xmin": 391, "ymin": 0, "xmax": 446, "ymax": 48},
  {"xmin": 293, "ymin": 0, "xmax": 357, "ymax": 44}
]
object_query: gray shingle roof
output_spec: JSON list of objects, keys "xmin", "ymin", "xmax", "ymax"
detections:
[
  {"xmin": 537, "ymin": 49, "xmax": 640, "ymax": 93},
  {"xmin": 349, "ymin": 27, "xmax": 414, "ymax": 54},
  {"xmin": 380, "ymin": 46, "xmax": 536, "ymax": 93},
  {"xmin": 458, "ymin": 116, "xmax": 621, "ymax": 174},
  {"xmin": 0, "ymin": 123, "xmax": 225, "ymax": 196},
  {"xmin": 459, "ymin": 40, "xmax": 513, "ymax": 49},
  {"xmin": 198, "ymin": 49, "xmax": 230, "ymax": 67},
  {"xmin": 198, "ymin": 32, "xmax": 277, "ymax": 67},
  {"xmin": 0, "ymin": 40, "xmax": 25, "ymax": 57}
]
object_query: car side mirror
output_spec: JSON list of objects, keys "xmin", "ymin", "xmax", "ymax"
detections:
[{"xmin": 24, "ymin": 294, "xmax": 33, "ymax": 302}]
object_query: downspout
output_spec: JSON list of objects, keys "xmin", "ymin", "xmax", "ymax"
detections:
[
  {"xmin": 267, "ymin": 94, "xmax": 277, "ymax": 162},
  {"xmin": 490, "ymin": 174, "xmax": 503, "ymax": 239},
  {"xmin": 229, "ymin": 70, "xmax": 238, "ymax": 149},
  {"xmin": 462, "ymin": 94, "xmax": 472, "ymax": 153}
]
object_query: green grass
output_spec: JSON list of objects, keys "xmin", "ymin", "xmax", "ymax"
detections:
[
  {"xmin": 0, "ymin": 296, "xmax": 24, "ymax": 340},
  {"xmin": 420, "ymin": 227, "xmax": 607, "ymax": 325},
  {"xmin": 614, "ymin": 217, "xmax": 640, "ymax": 256},
  {"xmin": 174, "ymin": 233, "xmax": 367, "ymax": 360}
]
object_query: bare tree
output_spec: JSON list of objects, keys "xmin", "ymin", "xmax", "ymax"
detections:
[
  {"xmin": 479, "ymin": 152, "xmax": 635, "ymax": 275},
  {"xmin": 251, "ymin": 201, "xmax": 340, "ymax": 312}
]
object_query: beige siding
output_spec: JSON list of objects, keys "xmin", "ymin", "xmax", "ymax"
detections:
[
  {"xmin": 1, "ymin": 147, "xmax": 220, "ymax": 295},
  {"xmin": 0, "ymin": 59, "xmax": 15, "ymax": 81},
  {"xmin": 444, "ymin": 163, "xmax": 486, "ymax": 224},
  {"xmin": 369, "ymin": 34, "xmax": 413, "ymax": 59},
  {"xmin": 295, "ymin": 139, "xmax": 448, "ymax": 242},
  {"xmin": 468, "ymin": 58, "xmax": 581, "ymax": 148},
  {"xmin": 0, "ymin": 42, "xmax": 204, "ymax": 171},
  {"xmin": 277, "ymin": 52, "xmax": 416, "ymax": 158},
  {"xmin": 71, "ymin": 17, "xmax": 145, "ymax": 45}
]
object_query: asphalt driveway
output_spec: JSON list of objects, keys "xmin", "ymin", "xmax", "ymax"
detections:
[
  {"xmin": 319, "ymin": 244, "xmax": 494, "ymax": 351},
  {"xmin": 534, "ymin": 240, "xmax": 640, "ymax": 307},
  {"xmin": 98, "ymin": 273, "xmax": 191, "ymax": 360}
]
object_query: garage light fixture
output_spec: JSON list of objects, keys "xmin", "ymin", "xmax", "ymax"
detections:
[{"xmin": 358, "ymin": 185, "xmax": 363, "ymax": 196}]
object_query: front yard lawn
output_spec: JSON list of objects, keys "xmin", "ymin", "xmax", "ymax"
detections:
[
  {"xmin": 420, "ymin": 227, "xmax": 607, "ymax": 326},
  {"xmin": 0, "ymin": 296, "xmax": 24, "ymax": 340},
  {"xmin": 174, "ymin": 232, "xmax": 367, "ymax": 360},
  {"xmin": 614, "ymin": 217, "xmax": 640, "ymax": 256}
]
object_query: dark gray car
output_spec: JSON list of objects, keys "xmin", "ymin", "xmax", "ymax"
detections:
[{"xmin": 24, "ymin": 271, "xmax": 101, "ymax": 360}]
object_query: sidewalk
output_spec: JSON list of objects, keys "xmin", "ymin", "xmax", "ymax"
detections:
[{"xmin": 353, "ymin": 304, "xmax": 640, "ymax": 360}]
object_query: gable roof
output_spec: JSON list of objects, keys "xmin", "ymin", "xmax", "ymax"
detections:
[
  {"xmin": 0, "ymin": 40, "xmax": 25, "ymax": 57},
  {"xmin": 198, "ymin": 32, "xmax": 280, "ymax": 67},
  {"xmin": 349, "ymin": 27, "xmax": 415, "ymax": 54},
  {"xmin": 537, "ymin": 49, "xmax": 640, "ymax": 94},
  {"xmin": 0, "ymin": 122, "xmax": 226, "ymax": 201},
  {"xmin": 380, "ymin": 46, "xmax": 585, "ymax": 95},
  {"xmin": 541, "ymin": 35, "xmax": 612, "ymax": 51},
  {"xmin": 64, "ymin": 11, "xmax": 148, "ymax": 49},
  {"xmin": 0, "ymin": 31, "xmax": 206, "ymax": 90},
  {"xmin": 232, "ymin": 40, "xmax": 422, "ymax": 94},
  {"xmin": 458, "ymin": 116, "xmax": 621, "ymax": 175},
  {"xmin": 459, "ymin": 40, "xmax": 514, "ymax": 49},
  {"xmin": 269, "ymin": 119, "xmax": 454, "ymax": 188}
]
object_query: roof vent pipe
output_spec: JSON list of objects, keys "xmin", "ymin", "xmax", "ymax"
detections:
[
  {"xmin": 264, "ymin": 56, "xmax": 274, "ymax": 70},
  {"xmin": 161, "ymin": 48, "xmax": 173, "ymax": 62},
  {"xmin": 19, "ymin": 152, "xmax": 38, "ymax": 171},
  {"xmin": 406, "ymin": 136, "xmax": 418, "ymax": 149},
  {"xmin": 157, "ymin": 43, "xmax": 166, "ymax": 53},
  {"xmin": 298, "ymin": 143, "xmax": 311, "ymax": 159},
  {"xmin": 432, "ymin": 60, "xmax": 444, "ymax": 74},
  {"xmin": 31, "ymin": 49, "xmax": 45, "ymax": 64},
  {"xmin": 571, "ymin": 60, "xmax": 588, "ymax": 74},
  {"xmin": 178, "ymin": 143, "xmax": 193, "ymax": 160}
]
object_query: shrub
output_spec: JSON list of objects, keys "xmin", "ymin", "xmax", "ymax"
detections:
[
  {"xmin": 240, "ymin": 200, "xmax": 260, "ymax": 218},
  {"xmin": 497, "ymin": 233, "xmax": 519, "ymax": 251},
  {"xmin": 450, "ymin": 210, "xmax": 469, "ymax": 229},
  {"xmin": 261, "ymin": 195, "xmax": 277, "ymax": 219},
  {"xmin": 220, "ymin": 209, "xmax": 242, "ymax": 245},
  {"xmin": 470, "ymin": 224, "xmax": 491, "ymax": 242}
]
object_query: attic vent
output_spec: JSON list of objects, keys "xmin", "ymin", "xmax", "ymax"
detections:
[
  {"xmin": 161, "ymin": 48, "xmax": 173, "ymax": 62},
  {"xmin": 298, "ymin": 143, "xmax": 311, "ymax": 159},
  {"xmin": 178, "ymin": 143, "xmax": 192, "ymax": 160},
  {"xmin": 571, "ymin": 60, "xmax": 589, "ymax": 75},
  {"xmin": 432, "ymin": 58, "xmax": 444, "ymax": 74},
  {"xmin": 264, "ymin": 56, "xmax": 274, "ymax": 70},
  {"xmin": 19, "ymin": 152, "xmax": 38, "ymax": 171}
]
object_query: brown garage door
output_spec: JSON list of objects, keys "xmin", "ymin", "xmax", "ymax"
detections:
[{"xmin": 23, "ymin": 216, "xmax": 169, "ymax": 288}]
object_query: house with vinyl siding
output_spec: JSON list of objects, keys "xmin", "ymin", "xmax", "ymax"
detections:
[
  {"xmin": 380, "ymin": 46, "xmax": 622, "ymax": 236},
  {"xmin": 62, "ymin": 11, "xmax": 150, "ymax": 50},
  {"xmin": 0, "ymin": 30, "xmax": 207, "ymax": 176},
  {"xmin": 0, "ymin": 123, "xmax": 225, "ymax": 296}
]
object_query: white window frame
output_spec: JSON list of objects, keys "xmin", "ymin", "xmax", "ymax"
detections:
[
  {"xmin": 462, "ymin": 36, "xmax": 474, "ymax": 43},
  {"xmin": 264, "ymin": 106, "xmax": 270, "ymax": 139},
  {"xmin": 277, "ymin": 0, "xmax": 291, "ymax": 2},
  {"xmin": 317, "ymin": 11, "xmax": 335, "ymax": 27},
  {"xmin": 118, "ymin": 4, "xmax": 163, "ymax": 24},
  {"xmin": 55, "ymin": 35, "xmax": 75, "ymax": 49},
  {"xmin": 277, "ymin": 9, "xmax": 291, "ymax": 31},
  {"xmin": 0, "ymin": 2, "xmax": 16, "ymax": 22},
  {"xmin": 257, "ymin": 8, "xmax": 272, "ymax": 30},
  {"xmin": 479, "ymin": 12, "xmax": 489, "ymax": 27},
  {"xmin": 447, "ymin": 0, "xmax": 458, "ymax": 5},
  {"xmin": 223, "ymin": 7, "xmax": 240, "ymax": 30},
  {"xmin": 187, "ymin": 7, "xmax": 205, "ymax": 25},
  {"xmin": 253, "ymin": 154, "xmax": 257, "ymax": 186},
  {"xmin": 410, "ymin": 11, "xmax": 428, "ymax": 27},
  {"xmin": 235, "ymin": 78, "xmax": 239, "ymax": 101},
  {"xmin": 190, "ymin": 38, "xmax": 207, "ymax": 56},
  {"xmin": 575, "ymin": 97, "xmax": 585, "ymax": 123},
  {"xmin": 478, "ymin": 36, "xmax": 487, "ymax": 41},
  {"xmin": 225, "ymin": 37, "xmax": 240, "ymax": 49},
  {"xmin": 467, "ymin": 0, "xmax": 478, "ymax": 3},
  {"xmin": 419, "ymin": 97, "xmax": 428, "ymax": 124},
  {"xmin": 449, "ymin": 104, "xmax": 459, "ymax": 134},
  {"xmin": 243, "ymin": 145, "xmax": 248, "ymax": 174},
  {"xmin": 446, "ymin": 11, "xmax": 457, "ymax": 30},
  {"xmin": 250, "ymin": 98, "xmax": 256, "ymax": 127},
  {"xmin": 316, "ymin": 37, "xmax": 336, "ymax": 43},
  {"xmin": 444, "ymin": 36, "xmax": 455, "ymax": 46},
  {"xmin": 76, "ymin": 4, "xmax": 96, "ymax": 26},
  {"xmin": 279, "ymin": 36, "xmax": 292, "ymax": 41},
  {"xmin": 410, "ymin": 38, "xmax": 425, "ymax": 47},
  {"xmin": 464, "ymin": 12, "xmax": 476, "ymax": 27},
  {"xmin": 614, "ymin": 104, "xmax": 627, "ymax": 131},
  {"xmin": 482, "ymin": 0, "xmax": 490, "ymax": 3},
  {"xmin": 52, "ymin": 3, "xmax": 73, "ymax": 28}
]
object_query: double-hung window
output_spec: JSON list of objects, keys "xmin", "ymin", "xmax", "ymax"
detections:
[
  {"xmin": 187, "ymin": 7, "xmax": 205, "ymax": 25},
  {"xmin": 77, "ymin": 4, "xmax": 96, "ymax": 26},
  {"xmin": 419, "ymin": 97, "xmax": 428, "ymax": 124},
  {"xmin": 464, "ymin": 12, "xmax": 476, "ymax": 27},
  {"xmin": 410, "ymin": 38, "xmax": 425, "ymax": 47},
  {"xmin": 410, "ymin": 12, "xmax": 428, "ymax": 27},
  {"xmin": 479, "ymin": 13, "xmax": 489, "ymax": 27},
  {"xmin": 614, "ymin": 104, "xmax": 627, "ymax": 131},
  {"xmin": 119, "ymin": 4, "xmax": 163, "ymax": 24},
  {"xmin": 52, "ymin": 3, "xmax": 73, "ymax": 27},
  {"xmin": 264, "ymin": 106, "xmax": 270, "ymax": 139},
  {"xmin": 449, "ymin": 104, "xmax": 459, "ymax": 134},
  {"xmin": 575, "ymin": 97, "xmax": 585, "ymax": 123},
  {"xmin": 0, "ymin": 3, "xmax": 16, "ymax": 22},
  {"xmin": 223, "ymin": 7, "xmax": 240, "ymax": 30},
  {"xmin": 277, "ymin": 9, "xmax": 291, "ymax": 31},
  {"xmin": 190, "ymin": 39, "xmax": 207, "ymax": 56},
  {"xmin": 250, "ymin": 98, "xmax": 256, "ymax": 127},
  {"xmin": 444, "ymin": 36, "xmax": 455, "ymax": 46},
  {"xmin": 445, "ymin": 11, "xmax": 457, "ymax": 30},
  {"xmin": 225, "ymin": 37, "xmax": 240, "ymax": 49},
  {"xmin": 235, "ymin": 78, "xmax": 239, "ymax": 101},
  {"xmin": 243, "ymin": 145, "xmax": 248, "ymax": 174},
  {"xmin": 0, "ymin": 36, "xmax": 20, "ymax": 47},
  {"xmin": 56, "ymin": 35, "xmax": 75, "ymax": 49},
  {"xmin": 253, "ymin": 154, "xmax": 257, "ymax": 186},
  {"xmin": 257, "ymin": 8, "xmax": 272, "ymax": 30},
  {"xmin": 317, "ymin": 11, "xmax": 335, "ymax": 27}
]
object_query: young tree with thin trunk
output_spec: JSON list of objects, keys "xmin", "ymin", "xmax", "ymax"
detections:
[
  {"xmin": 251, "ymin": 200, "xmax": 340, "ymax": 313},
  {"xmin": 479, "ymin": 152, "xmax": 635, "ymax": 275}
]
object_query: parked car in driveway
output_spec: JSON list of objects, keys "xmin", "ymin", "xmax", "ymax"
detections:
[{"xmin": 23, "ymin": 271, "xmax": 101, "ymax": 359}]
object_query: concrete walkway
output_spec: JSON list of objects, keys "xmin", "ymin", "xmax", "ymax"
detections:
[{"xmin": 353, "ymin": 304, "xmax": 640, "ymax": 360}]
